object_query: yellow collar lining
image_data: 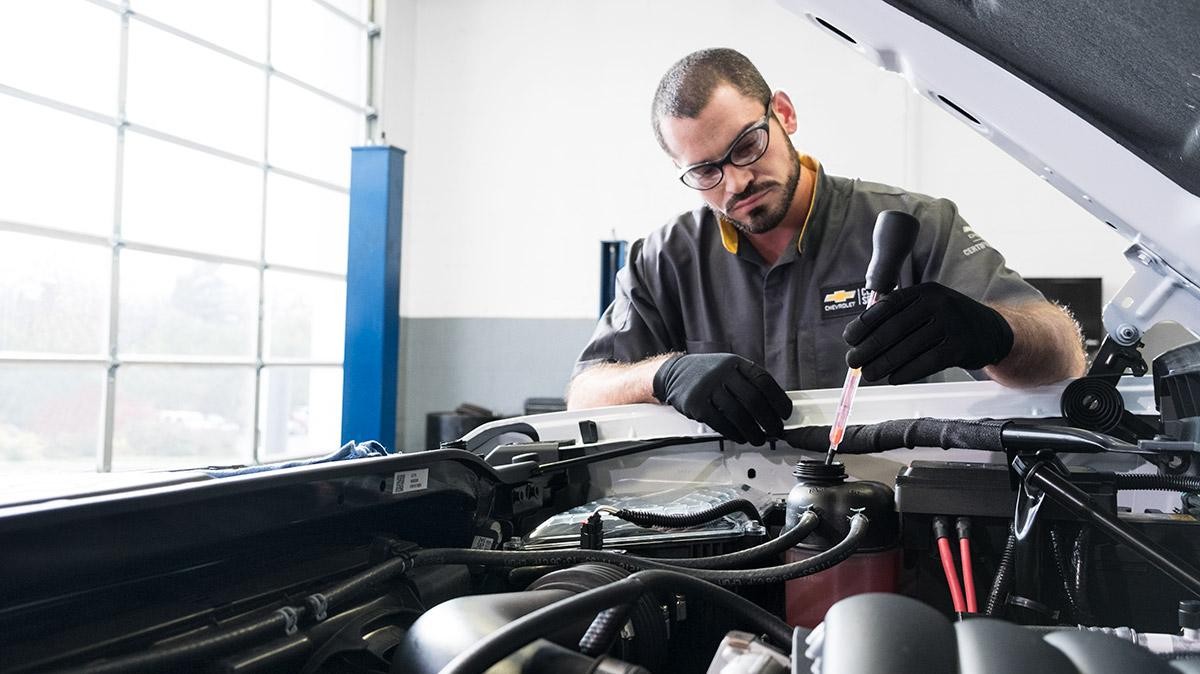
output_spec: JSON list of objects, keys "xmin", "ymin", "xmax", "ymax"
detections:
[{"xmin": 718, "ymin": 153, "xmax": 821, "ymax": 255}]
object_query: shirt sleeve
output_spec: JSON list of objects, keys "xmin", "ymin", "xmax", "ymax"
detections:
[
  {"xmin": 912, "ymin": 196, "xmax": 1046, "ymax": 307},
  {"xmin": 910, "ymin": 197, "xmax": 1047, "ymax": 382},
  {"xmin": 572, "ymin": 238, "xmax": 678, "ymax": 379}
]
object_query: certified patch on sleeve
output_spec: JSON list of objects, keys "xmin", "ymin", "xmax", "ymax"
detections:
[
  {"xmin": 960, "ymin": 224, "xmax": 991, "ymax": 257},
  {"xmin": 820, "ymin": 282, "xmax": 870, "ymax": 319}
]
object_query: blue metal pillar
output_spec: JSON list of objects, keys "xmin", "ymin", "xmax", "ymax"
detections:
[
  {"xmin": 341, "ymin": 146, "xmax": 404, "ymax": 448},
  {"xmin": 599, "ymin": 239, "xmax": 628, "ymax": 317}
]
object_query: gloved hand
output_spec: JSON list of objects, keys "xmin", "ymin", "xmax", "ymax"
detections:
[
  {"xmin": 652, "ymin": 353, "xmax": 792, "ymax": 445},
  {"xmin": 843, "ymin": 282, "xmax": 1014, "ymax": 385}
]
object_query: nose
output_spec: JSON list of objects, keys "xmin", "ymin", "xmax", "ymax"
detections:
[{"xmin": 722, "ymin": 164, "xmax": 754, "ymax": 201}]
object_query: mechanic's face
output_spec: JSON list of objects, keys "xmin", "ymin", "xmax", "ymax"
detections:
[{"xmin": 660, "ymin": 85, "xmax": 801, "ymax": 235}]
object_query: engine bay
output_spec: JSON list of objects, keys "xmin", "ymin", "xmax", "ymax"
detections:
[{"xmin": 3, "ymin": 342, "xmax": 1200, "ymax": 673}]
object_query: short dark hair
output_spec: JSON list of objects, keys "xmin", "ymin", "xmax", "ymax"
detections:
[{"xmin": 651, "ymin": 48, "xmax": 772, "ymax": 154}]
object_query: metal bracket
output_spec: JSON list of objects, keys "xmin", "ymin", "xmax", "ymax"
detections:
[
  {"xmin": 1087, "ymin": 337, "xmax": 1148, "ymax": 380},
  {"xmin": 1102, "ymin": 244, "xmax": 1200, "ymax": 346}
]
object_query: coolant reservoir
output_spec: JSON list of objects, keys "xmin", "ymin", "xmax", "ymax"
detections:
[{"xmin": 784, "ymin": 460, "xmax": 901, "ymax": 628}]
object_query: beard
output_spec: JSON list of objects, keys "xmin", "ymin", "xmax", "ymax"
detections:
[{"xmin": 721, "ymin": 139, "xmax": 802, "ymax": 235}]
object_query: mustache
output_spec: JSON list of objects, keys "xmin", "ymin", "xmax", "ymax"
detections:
[{"xmin": 726, "ymin": 181, "xmax": 776, "ymax": 212}]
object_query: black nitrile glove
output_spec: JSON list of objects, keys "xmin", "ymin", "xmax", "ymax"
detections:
[
  {"xmin": 652, "ymin": 353, "xmax": 792, "ymax": 445},
  {"xmin": 843, "ymin": 282, "xmax": 1014, "ymax": 385}
]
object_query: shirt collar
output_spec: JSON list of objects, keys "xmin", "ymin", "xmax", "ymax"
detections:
[{"xmin": 717, "ymin": 153, "xmax": 822, "ymax": 256}]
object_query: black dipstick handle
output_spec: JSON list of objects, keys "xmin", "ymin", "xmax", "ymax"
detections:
[{"xmin": 864, "ymin": 210, "xmax": 920, "ymax": 293}]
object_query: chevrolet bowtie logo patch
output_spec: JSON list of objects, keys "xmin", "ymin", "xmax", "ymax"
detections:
[
  {"xmin": 821, "ymin": 282, "xmax": 869, "ymax": 319},
  {"xmin": 824, "ymin": 289, "xmax": 857, "ymax": 303}
]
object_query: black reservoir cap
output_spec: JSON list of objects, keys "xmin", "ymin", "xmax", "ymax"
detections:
[
  {"xmin": 1181, "ymin": 599, "xmax": 1200, "ymax": 630},
  {"xmin": 865, "ymin": 210, "xmax": 920, "ymax": 293}
]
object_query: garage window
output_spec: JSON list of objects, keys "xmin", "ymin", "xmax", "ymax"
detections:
[{"xmin": 0, "ymin": 0, "xmax": 378, "ymax": 471}]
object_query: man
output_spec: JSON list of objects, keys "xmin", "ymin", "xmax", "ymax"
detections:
[{"xmin": 567, "ymin": 48, "xmax": 1085, "ymax": 445}]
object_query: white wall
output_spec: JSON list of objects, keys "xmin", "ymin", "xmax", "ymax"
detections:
[
  {"xmin": 380, "ymin": 0, "xmax": 1132, "ymax": 320},
  {"xmin": 378, "ymin": 0, "xmax": 417, "ymax": 150}
]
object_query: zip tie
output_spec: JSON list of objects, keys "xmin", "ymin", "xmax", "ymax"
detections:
[
  {"xmin": 390, "ymin": 549, "xmax": 416, "ymax": 571},
  {"xmin": 305, "ymin": 593, "xmax": 329, "ymax": 622},
  {"xmin": 389, "ymin": 541, "xmax": 415, "ymax": 561},
  {"xmin": 276, "ymin": 606, "xmax": 300, "ymax": 636}
]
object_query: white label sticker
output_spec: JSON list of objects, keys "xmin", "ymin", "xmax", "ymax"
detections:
[
  {"xmin": 392, "ymin": 468, "xmax": 429, "ymax": 494},
  {"xmin": 470, "ymin": 535, "xmax": 495, "ymax": 550}
]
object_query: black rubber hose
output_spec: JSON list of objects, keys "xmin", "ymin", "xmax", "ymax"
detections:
[
  {"xmin": 568, "ymin": 510, "xmax": 820, "ymax": 652},
  {"xmin": 1050, "ymin": 525, "xmax": 1085, "ymax": 623},
  {"xmin": 52, "ymin": 554, "xmax": 419, "ymax": 674},
  {"xmin": 782, "ymin": 418, "xmax": 1007, "ymax": 454},
  {"xmin": 1071, "ymin": 526, "xmax": 1093, "ymax": 622},
  {"xmin": 577, "ymin": 602, "xmax": 633, "ymax": 657},
  {"xmin": 511, "ymin": 510, "xmax": 817, "ymax": 584},
  {"xmin": 53, "ymin": 608, "xmax": 304, "ymax": 674},
  {"xmin": 1111, "ymin": 473, "xmax": 1200, "ymax": 492},
  {"xmin": 657, "ymin": 508, "xmax": 819, "ymax": 569},
  {"xmin": 985, "ymin": 526, "xmax": 1017, "ymax": 617},
  {"xmin": 318, "ymin": 555, "xmax": 412, "ymax": 608},
  {"xmin": 437, "ymin": 569, "xmax": 794, "ymax": 674},
  {"xmin": 607, "ymin": 498, "xmax": 762, "ymax": 528},
  {"xmin": 407, "ymin": 513, "xmax": 868, "ymax": 586},
  {"xmin": 55, "ymin": 513, "xmax": 828, "ymax": 672}
]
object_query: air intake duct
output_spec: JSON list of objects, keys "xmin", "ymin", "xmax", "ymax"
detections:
[{"xmin": 1153, "ymin": 341, "xmax": 1200, "ymax": 442}]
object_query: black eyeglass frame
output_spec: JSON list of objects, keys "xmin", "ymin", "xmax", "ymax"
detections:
[{"xmin": 675, "ymin": 109, "xmax": 772, "ymax": 190}]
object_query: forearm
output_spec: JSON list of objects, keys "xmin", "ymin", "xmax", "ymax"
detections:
[
  {"xmin": 566, "ymin": 353, "xmax": 677, "ymax": 410},
  {"xmin": 984, "ymin": 301, "xmax": 1086, "ymax": 387}
]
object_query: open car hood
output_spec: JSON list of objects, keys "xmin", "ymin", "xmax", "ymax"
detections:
[{"xmin": 778, "ymin": 0, "xmax": 1200, "ymax": 347}]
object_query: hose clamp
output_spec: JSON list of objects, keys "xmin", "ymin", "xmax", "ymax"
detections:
[
  {"xmin": 305, "ymin": 593, "xmax": 329, "ymax": 622},
  {"xmin": 276, "ymin": 606, "xmax": 300, "ymax": 636},
  {"xmin": 389, "ymin": 548, "xmax": 416, "ymax": 571}
]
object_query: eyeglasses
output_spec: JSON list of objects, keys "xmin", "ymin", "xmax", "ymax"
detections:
[{"xmin": 676, "ymin": 111, "xmax": 771, "ymax": 190}]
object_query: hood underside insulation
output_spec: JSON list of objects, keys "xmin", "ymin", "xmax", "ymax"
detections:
[{"xmin": 885, "ymin": 0, "xmax": 1200, "ymax": 198}]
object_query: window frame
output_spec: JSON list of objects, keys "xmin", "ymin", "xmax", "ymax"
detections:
[{"xmin": 0, "ymin": 0, "xmax": 379, "ymax": 470}]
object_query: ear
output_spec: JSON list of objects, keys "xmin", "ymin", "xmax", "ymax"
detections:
[{"xmin": 770, "ymin": 90, "xmax": 798, "ymax": 135}]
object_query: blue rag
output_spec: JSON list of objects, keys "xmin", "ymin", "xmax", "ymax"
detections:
[{"xmin": 205, "ymin": 440, "xmax": 394, "ymax": 478}]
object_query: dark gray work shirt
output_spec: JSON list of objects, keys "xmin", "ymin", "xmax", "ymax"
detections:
[{"xmin": 574, "ymin": 156, "xmax": 1045, "ymax": 390}]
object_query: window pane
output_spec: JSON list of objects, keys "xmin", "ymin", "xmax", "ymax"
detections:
[
  {"xmin": 0, "ymin": 233, "xmax": 110, "ymax": 355},
  {"xmin": 119, "ymin": 251, "xmax": 259, "ymax": 357},
  {"xmin": 0, "ymin": 0, "xmax": 120, "ymax": 114},
  {"xmin": 323, "ymin": 0, "xmax": 370, "ymax": 24},
  {"xmin": 130, "ymin": 0, "xmax": 268, "ymax": 62},
  {"xmin": 0, "ymin": 95, "xmax": 115, "ymax": 234},
  {"xmin": 126, "ymin": 21, "xmax": 264, "ymax": 159},
  {"xmin": 0, "ymin": 364, "xmax": 103, "ymax": 471},
  {"xmin": 122, "ymin": 131, "xmax": 263, "ymax": 259},
  {"xmin": 265, "ymin": 173, "xmax": 348, "ymax": 273},
  {"xmin": 259, "ymin": 366, "xmax": 343, "ymax": 460},
  {"xmin": 264, "ymin": 272, "xmax": 345, "ymax": 360},
  {"xmin": 112, "ymin": 365, "xmax": 253, "ymax": 470},
  {"xmin": 268, "ymin": 77, "xmax": 363, "ymax": 187},
  {"xmin": 272, "ymin": 1, "xmax": 367, "ymax": 105}
]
